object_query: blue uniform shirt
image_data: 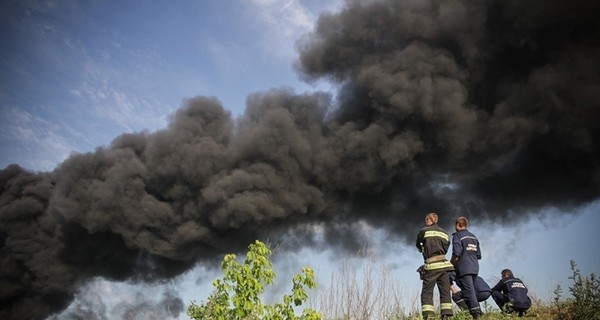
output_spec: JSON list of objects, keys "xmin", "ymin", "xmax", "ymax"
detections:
[
  {"xmin": 452, "ymin": 229, "xmax": 481, "ymax": 276},
  {"xmin": 492, "ymin": 276, "xmax": 532, "ymax": 309}
]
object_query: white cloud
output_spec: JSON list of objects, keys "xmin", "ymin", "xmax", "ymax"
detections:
[
  {"xmin": 0, "ymin": 106, "xmax": 76, "ymax": 171},
  {"xmin": 244, "ymin": 0, "xmax": 318, "ymax": 59}
]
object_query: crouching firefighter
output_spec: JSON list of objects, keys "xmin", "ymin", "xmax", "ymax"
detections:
[
  {"xmin": 450, "ymin": 271, "xmax": 492, "ymax": 310},
  {"xmin": 416, "ymin": 212, "xmax": 454, "ymax": 320}
]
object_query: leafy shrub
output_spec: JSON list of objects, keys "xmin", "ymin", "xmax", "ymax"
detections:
[
  {"xmin": 187, "ymin": 240, "xmax": 321, "ymax": 320},
  {"xmin": 554, "ymin": 260, "xmax": 600, "ymax": 320}
]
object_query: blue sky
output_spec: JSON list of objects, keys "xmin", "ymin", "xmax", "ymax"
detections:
[
  {"xmin": 1, "ymin": 1, "xmax": 599, "ymax": 319},
  {"xmin": 1, "ymin": 0, "xmax": 334, "ymax": 172}
]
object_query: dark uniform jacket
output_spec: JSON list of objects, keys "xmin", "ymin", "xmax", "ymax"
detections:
[
  {"xmin": 416, "ymin": 224, "xmax": 454, "ymax": 271},
  {"xmin": 474, "ymin": 276, "xmax": 491, "ymax": 295},
  {"xmin": 450, "ymin": 271, "xmax": 491, "ymax": 296},
  {"xmin": 451, "ymin": 229, "xmax": 481, "ymax": 276},
  {"xmin": 492, "ymin": 276, "xmax": 532, "ymax": 309}
]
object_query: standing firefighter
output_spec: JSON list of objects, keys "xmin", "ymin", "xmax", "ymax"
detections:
[
  {"xmin": 416, "ymin": 212, "xmax": 454, "ymax": 320},
  {"xmin": 451, "ymin": 216, "xmax": 482, "ymax": 319}
]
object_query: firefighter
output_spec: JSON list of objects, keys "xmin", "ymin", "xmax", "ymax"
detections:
[
  {"xmin": 415, "ymin": 212, "xmax": 454, "ymax": 320},
  {"xmin": 450, "ymin": 271, "xmax": 492, "ymax": 311},
  {"xmin": 451, "ymin": 216, "xmax": 482, "ymax": 319},
  {"xmin": 491, "ymin": 269, "xmax": 532, "ymax": 317}
]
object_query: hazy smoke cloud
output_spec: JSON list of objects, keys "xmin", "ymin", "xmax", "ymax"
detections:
[
  {"xmin": 112, "ymin": 290, "xmax": 184, "ymax": 320},
  {"xmin": 2, "ymin": 0, "xmax": 600, "ymax": 318},
  {"xmin": 47, "ymin": 282, "xmax": 184, "ymax": 320}
]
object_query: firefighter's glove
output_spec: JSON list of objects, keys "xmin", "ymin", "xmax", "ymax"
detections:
[{"xmin": 416, "ymin": 265, "xmax": 425, "ymax": 280}]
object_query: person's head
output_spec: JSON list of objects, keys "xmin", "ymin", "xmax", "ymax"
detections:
[
  {"xmin": 501, "ymin": 269, "xmax": 514, "ymax": 279},
  {"xmin": 425, "ymin": 212, "xmax": 438, "ymax": 226},
  {"xmin": 455, "ymin": 216, "xmax": 468, "ymax": 231}
]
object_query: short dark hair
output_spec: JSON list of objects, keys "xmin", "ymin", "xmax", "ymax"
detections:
[
  {"xmin": 455, "ymin": 216, "xmax": 468, "ymax": 228},
  {"xmin": 501, "ymin": 269, "xmax": 513, "ymax": 278}
]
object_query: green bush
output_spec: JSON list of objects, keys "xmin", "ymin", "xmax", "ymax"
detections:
[
  {"xmin": 187, "ymin": 240, "xmax": 321, "ymax": 320},
  {"xmin": 556, "ymin": 260, "xmax": 600, "ymax": 320}
]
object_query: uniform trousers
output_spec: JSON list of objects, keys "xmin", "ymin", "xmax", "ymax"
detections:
[
  {"xmin": 457, "ymin": 274, "xmax": 482, "ymax": 317},
  {"xmin": 421, "ymin": 269, "xmax": 453, "ymax": 318},
  {"xmin": 492, "ymin": 291, "xmax": 528, "ymax": 316}
]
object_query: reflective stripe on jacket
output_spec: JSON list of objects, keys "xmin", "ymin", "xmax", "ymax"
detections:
[
  {"xmin": 416, "ymin": 223, "xmax": 453, "ymax": 272},
  {"xmin": 416, "ymin": 224, "xmax": 450, "ymax": 261},
  {"xmin": 492, "ymin": 277, "xmax": 531, "ymax": 308}
]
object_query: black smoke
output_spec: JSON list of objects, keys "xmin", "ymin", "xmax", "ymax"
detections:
[{"xmin": 2, "ymin": 0, "xmax": 600, "ymax": 318}]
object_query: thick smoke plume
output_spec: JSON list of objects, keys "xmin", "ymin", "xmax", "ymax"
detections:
[{"xmin": 2, "ymin": 0, "xmax": 600, "ymax": 318}]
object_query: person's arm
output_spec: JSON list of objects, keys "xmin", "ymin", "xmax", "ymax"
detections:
[
  {"xmin": 491, "ymin": 279, "xmax": 503, "ymax": 292},
  {"xmin": 450, "ymin": 254, "xmax": 459, "ymax": 265},
  {"xmin": 476, "ymin": 239, "xmax": 482, "ymax": 260},
  {"xmin": 416, "ymin": 230, "xmax": 424, "ymax": 252},
  {"xmin": 450, "ymin": 233, "xmax": 461, "ymax": 265},
  {"xmin": 451, "ymin": 284, "xmax": 459, "ymax": 294}
]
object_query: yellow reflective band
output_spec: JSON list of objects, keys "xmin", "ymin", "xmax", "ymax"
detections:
[
  {"xmin": 424, "ymin": 230, "xmax": 449, "ymax": 241},
  {"xmin": 441, "ymin": 303, "xmax": 453, "ymax": 310},
  {"xmin": 422, "ymin": 304, "xmax": 435, "ymax": 312},
  {"xmin": 424, "ymin": 261, "xmax": 454, "ymax": 270}
]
